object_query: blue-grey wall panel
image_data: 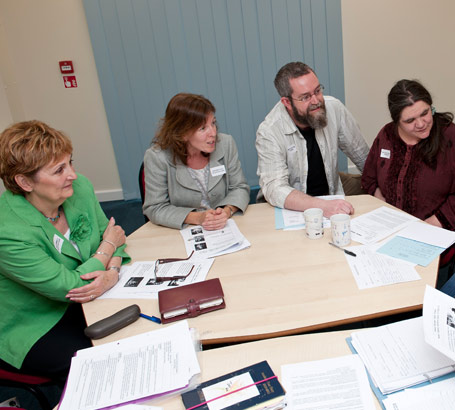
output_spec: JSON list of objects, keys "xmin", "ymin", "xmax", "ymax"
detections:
[{"xmin": 83, "ymin": 0, "xmax": 345, "ymax": 199}]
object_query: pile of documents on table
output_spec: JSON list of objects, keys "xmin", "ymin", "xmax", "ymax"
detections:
[
  {"xmin": 59, "ymin": 321, "xmax": 200, "ymax": 410},
  {"xmin": 344, "ymin": 206, "xmax": 455, "ymax": 289},
  {"xmin": 349, "ymin": 286, "xmax": 455, "ymax": 409}
]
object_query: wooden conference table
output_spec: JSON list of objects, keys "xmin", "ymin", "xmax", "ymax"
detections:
[
  {"xmin": 83, "ymin": 195, "xmax": 438, "ymax": 346},
  {"xmin": 158, "ymin": 328, "xmax": 382, "ymax": 409}
]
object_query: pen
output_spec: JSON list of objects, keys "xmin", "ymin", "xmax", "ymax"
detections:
[
  {"xmin": 329, "ymin": 242, "xmax": 357, "ymax": 257},
  {"xmin": 139, "ymin": 313, "xmax": 162, "ymax": 324}
]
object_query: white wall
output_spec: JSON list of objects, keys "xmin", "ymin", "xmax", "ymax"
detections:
[
  {"xmin": 0, "ymin": 0, "xmax": 122, "ymax": 199},
  {"xmin": 1, "ymin": 0, "xmax": 453, "ymax": 196},
  {"xmin": 342, "ymin": 0, "xmax": 455, "ymax": 146}
]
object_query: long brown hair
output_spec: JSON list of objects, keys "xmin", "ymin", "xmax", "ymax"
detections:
[
  {"xmin": 154, "ymin": 93, "xmax": 215, "ymax": 165},
  {"xmin": 388, "ymin": 79, "xmax": 454, "ymax": 168}
]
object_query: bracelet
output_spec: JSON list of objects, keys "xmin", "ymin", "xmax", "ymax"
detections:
[
  {"xmin": 101, "ymin": 239, "xmax": 117, "ymax": 252},
  {"xmin": 108, "ymin": 266, "xmax": 120, "ymax": 273},
  {"xmin": 92, "ymin": 251, "xmax": 110, "ymax": 258}
]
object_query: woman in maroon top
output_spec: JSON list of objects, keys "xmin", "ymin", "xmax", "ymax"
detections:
[{"xmin": 362, "ymin": 79, "xmax": 455, "ymax": 231}]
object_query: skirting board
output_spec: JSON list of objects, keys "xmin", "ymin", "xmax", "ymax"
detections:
[{"xmin": 95, "ymin": 189, "xmax": 124, "ymax": 202}]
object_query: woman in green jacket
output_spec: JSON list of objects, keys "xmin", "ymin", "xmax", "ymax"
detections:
[{"xmin": 0, "ymin": 120, "xmax": 130, "ymax": 381}]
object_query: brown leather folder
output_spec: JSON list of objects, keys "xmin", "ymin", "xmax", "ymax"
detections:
[{"xmin": 158, "ymin": 278, "xmax": 225, "ymax": 324}]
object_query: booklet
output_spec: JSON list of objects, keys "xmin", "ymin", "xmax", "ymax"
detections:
[
  {"xmin": 423, "ymin": 285, "xmax": 455, "ymax": 361},
  {"xmin": 181, "ymin": 360, "xmax": 285, "ymax": 410}
]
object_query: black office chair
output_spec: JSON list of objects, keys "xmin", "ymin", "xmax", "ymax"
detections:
[
  {"xmin": 138, "ymin": 162, "xmax": 149, "ymax": 223},
  {"xmin": 438, "ymin": 244, "xmax": 455, "ymax": 286},
  {"xmin": 0, "ymin": 369, "xmax": 54, "ymax": 410}
]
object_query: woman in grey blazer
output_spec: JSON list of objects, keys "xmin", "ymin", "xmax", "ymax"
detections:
[{"xmin": 143, "ymin": 93, "xmax": 250, "ymax": 230}]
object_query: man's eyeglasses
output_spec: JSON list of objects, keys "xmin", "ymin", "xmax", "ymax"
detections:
[
  {"xmin": 289, "ymin": 85, "xmax": 324, "ymax": 103},
  {"xmin": 153, "ymin": 251, "xmax": 195, "ymax": 283}
]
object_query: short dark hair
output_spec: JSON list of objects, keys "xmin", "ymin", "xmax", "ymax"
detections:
[
  {"xmin": 388, "ymin": 79, "xmax": 454, "ymax": 167},
  {"xmin": 274, "ymin": 62, "xmax": 314, "ymax": 97},
  {"xmin": 154, "ymin": 93, "xmax": 216, "ymax": 165}
]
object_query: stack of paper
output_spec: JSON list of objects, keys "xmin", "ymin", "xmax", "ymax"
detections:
[
  {"xmin": 59, "ymin": 321, "xmax": 200, "ymax": 410},
  {"xmin": 350, "ymin": 317, "xmax": 455, "ymax": 396},
  {"xmin": 383, "ymin": 377, "xmax": 455, "ymax": 410},
  {"xmin": 180, "ymin": 219, "xmax": 250, "ymax": 258}
]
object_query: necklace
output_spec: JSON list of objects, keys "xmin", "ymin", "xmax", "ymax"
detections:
[{"xmin": 44, "ymin": 206, "xmax": 62, "ymax": 222}]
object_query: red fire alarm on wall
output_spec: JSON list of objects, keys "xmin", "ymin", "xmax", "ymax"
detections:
[
  {"xmin": 63, "ymin": 76, "xmax": 78, "ymax": 88},
  {"xmin": 59, "ymin": 60, "xmax": 74, "ymax": 74}
]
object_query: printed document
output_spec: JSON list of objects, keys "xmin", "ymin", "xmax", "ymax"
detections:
[
  {"xmin": 423, "ymin": 285, "xmax": 455, "ymax": 361},
  {"xmin": 377, "ymin": 221, "xmax": 455, "ymax": 266},
  {"xmin": 281, "ymin": 354, "xmax": 375, "ymax": 409},
  {"xmin": 350, "ymin": 206, "xmax": 416, "ymax": 244},
  {"xmin": 351, "ymin": 317, "xmax": 455, "ymax": 395},
  {"xmin": 345, "ymin": 245, "xmax": 420, "ymax": 289},
  {"xmin": 98, "ymin": 258, "xmax": 214, "ymax": 299},
  {"xmin": 59, "ymin": 321, "xmax": 200, "ymax": 410},
  {"xmin": 180, "ymin": 219, "xmax": 250, "ymax": 258},
  {"xmin": 383, "ymin": 377, "xmax": 455, "ymax": 410}
]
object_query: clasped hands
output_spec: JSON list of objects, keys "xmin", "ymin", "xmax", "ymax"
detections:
[{"xmin": 200, "ymin": 207, "xmax": 231, "ymax": 230}]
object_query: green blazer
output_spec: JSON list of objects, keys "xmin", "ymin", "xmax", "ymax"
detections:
[{"xmin": 0, "ymin": 174, "xmax": 130, "ymax": 368}]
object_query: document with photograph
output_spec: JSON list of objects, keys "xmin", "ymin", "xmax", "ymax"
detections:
[
  {"xmin": 98, "ymin": 258, "xmax": 214, "ymax": 299},
  {"xmin": 423, "ymin": 285, "xmax": 455, "ymax": 361},
  {"xmin": 350, "ymin": 206, "xmax": 417, "ymax": 244},
  {"xmin": 281, "ymin": 355, "xmax": 375, "ymax": 410},
  {"xmin": 180, "ymin": 219, "xmax": 250, "ymax": 258}
]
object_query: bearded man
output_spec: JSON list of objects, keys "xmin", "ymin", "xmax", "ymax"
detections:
[{"xmin": 255, "ymin": 62, "xmax": 369, "ymax": 217}]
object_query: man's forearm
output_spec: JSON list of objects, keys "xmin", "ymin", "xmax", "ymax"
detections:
[{"xmin": 283, "ymin": 189, "xmax": 323, "ymax": 211}]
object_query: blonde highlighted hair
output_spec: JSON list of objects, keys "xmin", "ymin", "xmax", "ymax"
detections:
[{"xmin": 0, "ymin": 120, "xmax": 73, "ymax": 194}]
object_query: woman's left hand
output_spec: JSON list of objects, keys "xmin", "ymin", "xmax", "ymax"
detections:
[{"xmin": 65, "ymin": 269, "xmax": 119, "ymax": 303}]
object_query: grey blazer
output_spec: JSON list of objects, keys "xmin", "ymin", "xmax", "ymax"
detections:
[{"xmin": 143, "ymin": 133, "xmax": 250, "ymax": 229}]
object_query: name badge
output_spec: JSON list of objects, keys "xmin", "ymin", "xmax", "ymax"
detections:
[
  {"xmin": 287, "ymin": 144, "xmax": 297, "ymax": 154},
  {"xmin": 380, "ymin": 149, "xmax": 391, "ymax": 159},
  {"xmin": 210, "ymin": 165, "xmax": 226, "ymax": 177},
  {"xmin": 53, "ymin": 234, "xmax": 64, "ymax": 254}
]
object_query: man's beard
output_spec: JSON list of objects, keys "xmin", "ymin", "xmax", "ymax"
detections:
[{"xmin": 291, "ymin": 99, "xmax": 328, "ymax": 129}]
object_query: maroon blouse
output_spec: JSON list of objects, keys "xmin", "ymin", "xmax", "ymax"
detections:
[{"xmin": 361, "ymin": 122, "xmax": 455, "ymax": 230}]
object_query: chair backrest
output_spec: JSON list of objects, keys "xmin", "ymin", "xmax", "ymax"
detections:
[
  {"xmin": 138, "ymin": 162, "xmax": 150, "ymax": 223},
  {"xmin": 0, "ymin": 368, "xmax": 53, "ymax": 410},
  {"xmin": 138, "ymin": 162, "xmax": 145, "ymax": 206},
  {"xmin": 0, "ymin": 368, "xmax": 51, "ymax": 385}
]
